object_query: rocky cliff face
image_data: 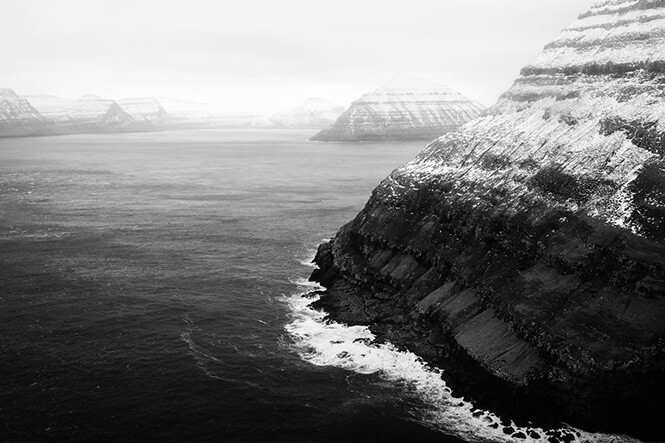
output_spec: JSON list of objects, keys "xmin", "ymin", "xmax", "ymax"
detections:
[
  {"xmin": 0, "ymin": 89, "xmax": 50, "ymax": 137},
  {"xmin": 26, "ymin": 94, "xmax": 135, "ymax": 133},
  {"xmin": 2, "ymin": 92, "xmax": 279, "ymax": 137},
  {"xmin": 311, "ymin": 78, "xmax": 486, "ymax": 141},
  {"xmin": 270, "ymin": 98, "xmax": 344, "ymax": 129},
  {"xmin": 310, "ymin": 1, "xmax": 665, "ymax": 439},
  {"xmin": 117, "ymin": 97, "xmax": 169, "ymax": 127}
]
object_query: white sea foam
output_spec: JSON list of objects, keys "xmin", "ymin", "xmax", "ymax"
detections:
[
  {"xmin": 297, "ymin": 250, "xmax": 319, "ymax": 269},
  {"xmin": 296, "ymin": 238, "xmax": 330, "ymax": 269},
  {"xmin": 283, "ymin": 271, "xmax": 642, "ymax": 443}
]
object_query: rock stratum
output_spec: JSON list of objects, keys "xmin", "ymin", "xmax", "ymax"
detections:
[
  {"xmin": 117, "ymin": 97, "xmax": 169, "ymax": 127},
  {"xmin": 0, "ymin": 89, "xmax": 50, "ymax": 137},
  {"xmin": 311, "ymin": 78, "xmax": 486, "ymax": 141},
  {"xmin": 0, "ymin": 94, "xmax": 317, "ymax": 137},
  {"xmin": 310, "ymin": 1, "xmax": 665, "ymax": 439},
  {"xmin": 27, "ymin": 94, "xmax": 137, "ymax": 134}
]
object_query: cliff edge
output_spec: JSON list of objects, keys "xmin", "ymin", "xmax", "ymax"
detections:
[
  {"xmin": 309, "ymin": 1, "xmax": 665, "ymax": 439},
  {"xmin": 0, "ymin": 89, "xmax": 51, "ymax": 137},
  {"xmin": 311, "ymin": 77, "xmax": 485, "ymax": 141}
]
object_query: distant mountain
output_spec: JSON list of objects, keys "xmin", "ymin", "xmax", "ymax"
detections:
[
  {"xmin": 22, "ymin": 95, "xmax": 71, "ymax": 120},
  {"xmin": 117, "ymin": 97, "xmax": 169, "ymax": 127},
  {"xmin": 0, "ymin": 89, "xmax": 51, "ymax": 137},
  {"xmin": 312, "ymin": 78, "xmax": 485, "ymax": 141},
  {"xmin": 1, "ymin": 91, "xmax": 341, "ymax": 138},
  {"xmin": 270, "ymin": 98, "xmax": 344, "ymax": 129},
  {"xmin": 156, "ymin": 97, "xmax": 223, "ymax": 123},
  {"xmin": 26, "ymin": 94, "xmax": 135, "ymax": 133},
  {"xmin": 154, "ymin": 97, "xmax": 272, "ymax": 128}
]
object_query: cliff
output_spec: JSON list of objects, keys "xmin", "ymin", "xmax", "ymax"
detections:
[
  {"xmin": 309, "ymin": 1, "xmax": 665, "ymax": 440},
  {"xmin": 26, "ymin": 94, "xmax": 136, "ymax": 133},
  {"xmin": 311, "ymin": 77, "xmax": 486, "ymax": 141},
  {"xmin": 117, "ymin": 97, "xmax": 169, "ymax": 127},
  {"xmin": 0, "ymin": 89, "xmax": 51, "ymax": 137},
  {"xmin": 3, "ymin": 92, "xmax": 321, "ymax": 137}
]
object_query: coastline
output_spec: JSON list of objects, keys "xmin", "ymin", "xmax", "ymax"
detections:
[{"xmin": 307, "ymin": 212, "xmax": 663, "ymax": 442}]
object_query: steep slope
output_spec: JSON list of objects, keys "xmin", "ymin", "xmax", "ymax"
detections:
[
  {"xmin": 310, "ymin": 1, "xmax": 665, "ymax": 439},
  {"xmin": 26, "ymin": 94, "xmax": 135, "ymax": 133},
  {"xmin": 71, "ymin": 94, "xmax": 134, "ymax": 130},
  {"xmin": 117, "ymin": 97, "xmax": 169, "ymax": 127},
  {"xmin": 270, "ymin": 98, "xmax": 344, "ymax": 129},
  {"xmin": 312, "ymin": 78, "xmax": 486, "ymax": 141},
  {"xmin": 23, "ymin": 95, "xmax": 74, "ymax": 121},
  {"xmin": 0, "ymin": 89, "xmax": 51, "ymax": 137}
]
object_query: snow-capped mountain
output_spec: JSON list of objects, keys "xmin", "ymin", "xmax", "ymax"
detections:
[
  {"xmin": 310, "ymin": 1, "xmax": 665, "ymax": 439},
  {"xmin": 117, "ymin": 97, "xmax": 169, "ymax": 126},
  {"xmin": 22, "ymin": 95, "xmax": 72, "ymax": 120},
  {"xmin": 0, "ymin": 88, "xmax": 50, "ymax": 137},
  {"xmin": 26, "ymin": 94, "xmax": 135, "ymax": 132},
  {"xmin": 5, "ymin": 93, "xmax": 277, "ymax": 136},
  {"xmin": 270, "ymin": 98, "xmax": 344, "ymax": 129},
  {"xmin": 312, "ymin": 78, "xmax": 486, "ymax": 141}
]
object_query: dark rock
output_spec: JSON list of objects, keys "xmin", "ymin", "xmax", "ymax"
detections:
[{"xmin": 309, "ymin": 1, "xmax": 665, "ymax": 441}]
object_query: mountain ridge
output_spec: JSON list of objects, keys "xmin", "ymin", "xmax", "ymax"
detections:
[
  {"xmin": 0, "ymin": 93, "xmax": 348, "ymax": 137},
  {"xmin": 0, "ymin": 88, "xmax": 50, "ymax": 137},
  {"xmin": 312, "ymin": 77, "xmax": 486, "ymax": 141},
  {"xmin": 309, "ymin": 1, "xmax": 665, "ymax": 439}
]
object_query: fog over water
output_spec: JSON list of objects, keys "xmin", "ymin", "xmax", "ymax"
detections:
[{"xmin": 1, "ymin": 0, "xmax": 594, "ymax": 111}]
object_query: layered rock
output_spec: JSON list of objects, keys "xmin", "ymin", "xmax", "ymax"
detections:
[
  {"xmin": 0, "ymin": 89, "xmax": 51, "ymax": 137},
  {"xmin": 270, "ymin": 98, "xmax": 344, "ymax": 129},
  {"xmin": 117, "ymin": 97, "xmax": 169, "ymax": 127},
  {"xmin": 310, "ymin": 1, "xmax": 665, "ymax": 439},
  {"xmin": 2, "ymin": 91, "xmax": 282, "ymax": 137},
  {"xmin": 311, "ymin": 78, "xmax": 485, "ymax": 141},
  {"xmin": 26, "ymin": 94, "xmax": 135, "ymax": 133}
]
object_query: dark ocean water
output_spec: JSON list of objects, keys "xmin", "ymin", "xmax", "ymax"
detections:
[{"xmin": 0, "ymin": 130, "xmax": 637, "ymax": 443}]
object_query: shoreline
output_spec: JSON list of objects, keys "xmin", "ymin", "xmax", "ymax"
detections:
[{"xmin": 308, "ymin": 236, "xmax": 662, "ymax": 442}]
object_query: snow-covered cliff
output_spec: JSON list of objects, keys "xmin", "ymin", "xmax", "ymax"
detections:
[
  {"xmin": 26, "ymin": 94, "xmax": 135, "ymax": 133},
  {"xmin": 117, "ymin": 97, "xmax": 169, "ymax": 127},
  {"xmin": 310, "ymin": 1, "xmax": 665, "ymax": 439},
  {"xmin": 312, "ymin": 78, "xmax": 486, "ymax": 141},
  {"xmin": 0, "ymin": 89, "xmax": 50, "ymax": 137},
  {"xmin": 405, "ymin": 0, "xmax": 665, "ymax": 239}
]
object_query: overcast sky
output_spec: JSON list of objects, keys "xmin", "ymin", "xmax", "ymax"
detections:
[{"xmin": 1, "ymin": 0, "xmax": 595, "ymax": 113}]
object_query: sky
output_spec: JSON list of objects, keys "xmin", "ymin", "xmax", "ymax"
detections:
[{"xmin": 0, "ymin": 0, "xmax": 595, "ymax": 114}]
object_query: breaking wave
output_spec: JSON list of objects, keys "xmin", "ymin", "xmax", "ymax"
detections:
[{"xmin": 283, "ymin": 259, "xmax": 642, "ymax": 443}]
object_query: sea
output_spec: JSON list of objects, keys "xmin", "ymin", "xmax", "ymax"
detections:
[{"xmin": 0, "ymin": 129, "xmax": 639, "ymax": 443}]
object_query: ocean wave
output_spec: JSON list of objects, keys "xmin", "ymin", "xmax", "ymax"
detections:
[
  {"xmin": 296, "ymin": 239, "xmax": 329, "ymax": 269},
  {"xmin": 283, "ymin": 273, "xmax": 641, "ymax": 443}
]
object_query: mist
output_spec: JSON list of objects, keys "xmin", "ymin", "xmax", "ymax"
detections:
[{"xmin": 1, "ymin": 0, "xmax": 594, "ymax": 112}]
